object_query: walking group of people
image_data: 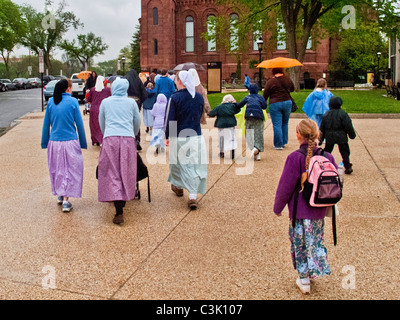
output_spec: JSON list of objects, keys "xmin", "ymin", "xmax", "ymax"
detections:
[{"xmin": 41, "ymin": 66, "xmax": 356, "ymax": 295}]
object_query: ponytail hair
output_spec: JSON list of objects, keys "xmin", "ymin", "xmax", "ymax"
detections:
[
  {"xmin": 53, "ymin": 79, "xmax": 72, "ymax": 105},
  {"xmin": 296, "ymin": 119, "xmax": 319, "ymax": 188}
]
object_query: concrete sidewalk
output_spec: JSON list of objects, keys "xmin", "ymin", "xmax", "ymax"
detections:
[{"xmin": 0, "ymin": 108, "xmax": 399, "ymax": 300}]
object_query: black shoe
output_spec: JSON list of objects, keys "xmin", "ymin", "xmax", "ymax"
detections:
[
  {"xmin": 345, "ymin": 167, "xmax": 353, "ymax": 175},
  {"xmin": 145, "ymin": 127, "xmax": 149, "ymax": 133},
  {"xmin": 219, "ymin": 152, "xmax": 224, "ymax": 158},
  {"xmin": 137, "ymin": 144, "xmax": 142, "ymax": 151},
  {"xmin": 113, "ymin": 214, "xmax": 124, "ymax": 225}
]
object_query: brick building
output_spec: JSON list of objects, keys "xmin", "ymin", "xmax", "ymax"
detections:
[{"xmin": 140, "ymin": 0, "xmax": 333, "ymax": 86}]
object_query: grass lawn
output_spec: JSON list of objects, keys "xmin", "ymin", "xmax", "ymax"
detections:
[{"xmin": 207, "ymin": 89, "xmax": 400, "ymax": 114}]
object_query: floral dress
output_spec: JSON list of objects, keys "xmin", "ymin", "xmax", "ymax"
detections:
[{"xmin": 289, "ymin": 219, "xmax": 331, "ymax": 280}]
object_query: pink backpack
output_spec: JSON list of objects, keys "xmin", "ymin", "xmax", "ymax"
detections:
[{"xmin": 300, "ymin": 149, "xmax": 342, "ymax": 207}]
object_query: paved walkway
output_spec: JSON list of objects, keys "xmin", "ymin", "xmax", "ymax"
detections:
[{"xmin": 0, "ymin": 108, "xmax": 399, "ymax": 300}]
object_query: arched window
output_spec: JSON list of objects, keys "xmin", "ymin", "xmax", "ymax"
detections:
[
  {"xmin": 306, "ymin": 37, "xmax": 312, "ymax": 50},
  {"xmin": 207, "ymin": 15, "xmax": 216, "ymax": 52},
  {"xmin": 230, "ymin": 14, "xmax": 239, "ymax": 51},
  {"xmin": 186, "ymin": 16, "xmax": 194, "ymax": 52},
  {"xmin": 154, "ymin": 39, "xmax": 158, "ymax": 55},
  {"xmin": 253, "ymin": 19, "xmax": 263, "ymax": 51},
  {"xmin": 153, "ymin": 7, "xmax": 158, "ymax": 25},
  {"xmin": 253, "ymin": 30, "xmax": 262, "ymax": 51}
]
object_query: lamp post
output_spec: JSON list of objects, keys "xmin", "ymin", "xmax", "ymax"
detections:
[
  {"xmin": 376, "ymin": 52, "xmax": 381, "ymax": 86},
  {"xmin": 122, "ymin": 56, "xmax": 126, "ymax": 75},
  {"xmin": 256, "ymin": 37, "xmax": 264, "ymax": 90}
]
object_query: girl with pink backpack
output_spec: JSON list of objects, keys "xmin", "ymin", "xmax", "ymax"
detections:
[{"xmin": 274, "ymin": 119, "xmax": 338, "ymax": 295}]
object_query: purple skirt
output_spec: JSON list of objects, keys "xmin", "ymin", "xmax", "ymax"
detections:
[
  {"xmin": 98, "ymin": 136, "xmax": 137, "ymax": 202},
  {"xmin": 47, "ymin": 140, "xmax": 84, "ymax": 198}
]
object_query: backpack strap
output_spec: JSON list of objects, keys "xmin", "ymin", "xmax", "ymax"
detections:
[
  {"xmin": 332, "ymin": 205, "xmax": 338, "ymax": 246},
  {"xmin": 297, "ymin": 147, "xmax": 326, "ymax": 158},
  {"xmin": 147, "ymin": 176, "xmax": 151, "ymax": 203},
  {"xmin": 292, "ymin": 178, "xmax": 302, "ymax": 229}
]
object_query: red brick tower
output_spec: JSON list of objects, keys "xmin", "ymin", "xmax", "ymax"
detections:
[{"xmin": 140, "ymin": 0, "xmax": 177, "ymax": 72}]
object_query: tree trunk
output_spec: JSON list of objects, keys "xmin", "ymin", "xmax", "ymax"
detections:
[
  {"xmin": 45, "ymin": 51, "xmax": 53, "ymax": 75},
  {"xmin": 1, "ymin": 52, "xmax": 11, "ymax": 79}
]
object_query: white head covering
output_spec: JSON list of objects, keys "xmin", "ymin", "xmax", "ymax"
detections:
[
  {"xmin": 178, "ymin": 70, "xmax": 196, "ymax": 98},
  {"xmin": 222, "ymin": 94, "xmax": 236, "ymax": 104},
  {"xmin": 188, "ymin": 68, "xmax": 201, "ymax": 87},
  {"xmin": 95, "ymin": 75, "xmax": 105, "ymax": 92}
]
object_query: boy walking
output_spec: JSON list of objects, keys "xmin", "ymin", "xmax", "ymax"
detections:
[{"xmin": 319, "ymin": 96, "xmax": 356, "ymax": 174}]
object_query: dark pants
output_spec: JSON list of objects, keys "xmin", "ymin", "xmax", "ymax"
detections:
[
  {"xmin": 324, "ymin": 143, "xmax": 352, "ymax": 170},
  {"xmin": 114, "ymin": 201, "xmax": 126, "ymax": 216}
]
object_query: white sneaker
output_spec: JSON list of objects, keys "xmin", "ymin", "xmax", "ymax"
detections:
[
  {"xmin": 251, "ymin": 148, "xmax": 259, "ymax": 155},
  {"xmin": 296, "ymin": 278, "xmax": 310, "ymax": 295},
  {"xmin": 256, "ymin": 154, "xmax": 261, "ymax": 161},
  {"xmin": 273, "ymin": 146, "xmax": 284, "ymax": 150}
]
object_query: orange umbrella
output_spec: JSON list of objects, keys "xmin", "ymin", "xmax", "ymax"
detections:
[
  {"xmin": 257, "ymin": 57, "xmax": 303, "ymax": 69},
  {"xmin": 77, "ymin": 71, "xmax": 92, "ymax": 80}
]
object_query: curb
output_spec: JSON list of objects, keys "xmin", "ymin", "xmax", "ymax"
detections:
[{"xmin": 290, "ymin": 113, "xmax": 400, "ymax": 119}]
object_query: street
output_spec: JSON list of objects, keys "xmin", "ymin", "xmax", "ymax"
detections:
[{"xmin": 0, "ymin": 88, "xmax": 44, "ymax": 132}]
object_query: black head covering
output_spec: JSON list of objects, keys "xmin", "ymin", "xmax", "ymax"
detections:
[
  {"xmin": 53, "ymin": 79, "xmax": 69, "ymax": 105},
  {"xmin": 329, "ymin": 96, "xmax": 343, "ymax": 109},
  {"xmin": 125, "ymin": 69, "xmax": 148, "ymax": 105}
]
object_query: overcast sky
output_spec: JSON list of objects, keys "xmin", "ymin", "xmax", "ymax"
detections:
[{"xmin": 12, "ymin": 0, "xmax": 142, "ymax": 63}]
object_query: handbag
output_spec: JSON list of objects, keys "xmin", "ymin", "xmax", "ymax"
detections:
[
  {"xmin": 276, "ymin": 76, "xmax": 297, "ymax": 112},
  {"xmin": 136, "ymin": 152, "xmax": 151, "ymax": 202}
]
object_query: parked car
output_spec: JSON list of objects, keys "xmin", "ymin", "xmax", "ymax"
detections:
[
  {"xmin": 0, "ymin": 79, "xmax": 17, "ymax": 91},
  {"xmin": 43, "ymin": 80, "xmax": 59, "ymax": 101},
  {"xmin": 54, "ymin": 75, "xmax": 67, "ymax": 80},
  {"xmin": 13, "ymin": 78, "xmax": 32, "ymax": 90},
  {"xmin": 107, "ymin": 75, "xmax": 124, "ymax": 84},
  {"xmin": 42, "ymin": 75, "xmax": 56, "ymax": 86},
  {"xmin": 0, "ymin": 82, "xmax": 6, "ymax": 92},
  {"xmin": 28, "ymin": 78, "xmax": 42, "ymax": 88},
  {"xmin": 71, "ymin": 73, "xmax": 86, "ymax": 102}
]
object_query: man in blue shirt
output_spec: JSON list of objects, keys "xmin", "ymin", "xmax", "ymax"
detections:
[{"xmin": 155, "ymin": 69, "xmax": 176, "ymax": 100}]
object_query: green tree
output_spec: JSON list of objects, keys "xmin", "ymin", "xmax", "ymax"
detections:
[
  {"xmin": 20, "ymin": 0, "xmax": 82, "ymax": 75},
  {"xmin": 130, "ymin": 25, "xmax": 141, "ymax": 72},
  {"xmin": 95, "ymin": 59, "xmax": 118, "ymax": 76},
  {"xmin": 0, "ymin": 0, "xmax": 27, "ymax": 78},
  {"xmin": 60, "ymin": 32, "xmax": 109, "ymax": 70},
  {"xmin": 330, "ymin": 18, "xmax": 389, "ymax": 83}
]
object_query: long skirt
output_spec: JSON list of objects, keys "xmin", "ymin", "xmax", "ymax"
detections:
[
  {"xmin": 289, "ymin": 219, "xmax": 331, "ymax": 279},
  {"xmin": 245, "ymin": 118, "xmax": 264, "ymax": 152},
  {"xmin": 89, "ymin": 103, "xmax": 103, "ymax": 145},
  {"xmin": 168, "ymin": 135, "xmax": 207, "ymax": 195},
  {"xmin": 218, "ymin": 127, "xmax": 237, "ymax": 152},
  {"xmin": 98, "ymin": 136, "xmax": 137, "ymax": 202},
  {"xmin": 150, "ymin": 128, "xmax": 165, "ymax": 148},
  {"xmin": 143, "ymin": 109, "xmax": 154, "ymax": 128},
  {"xmin": 47, "ymin": 140, "xmax": 84, "ymax": 198}
]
